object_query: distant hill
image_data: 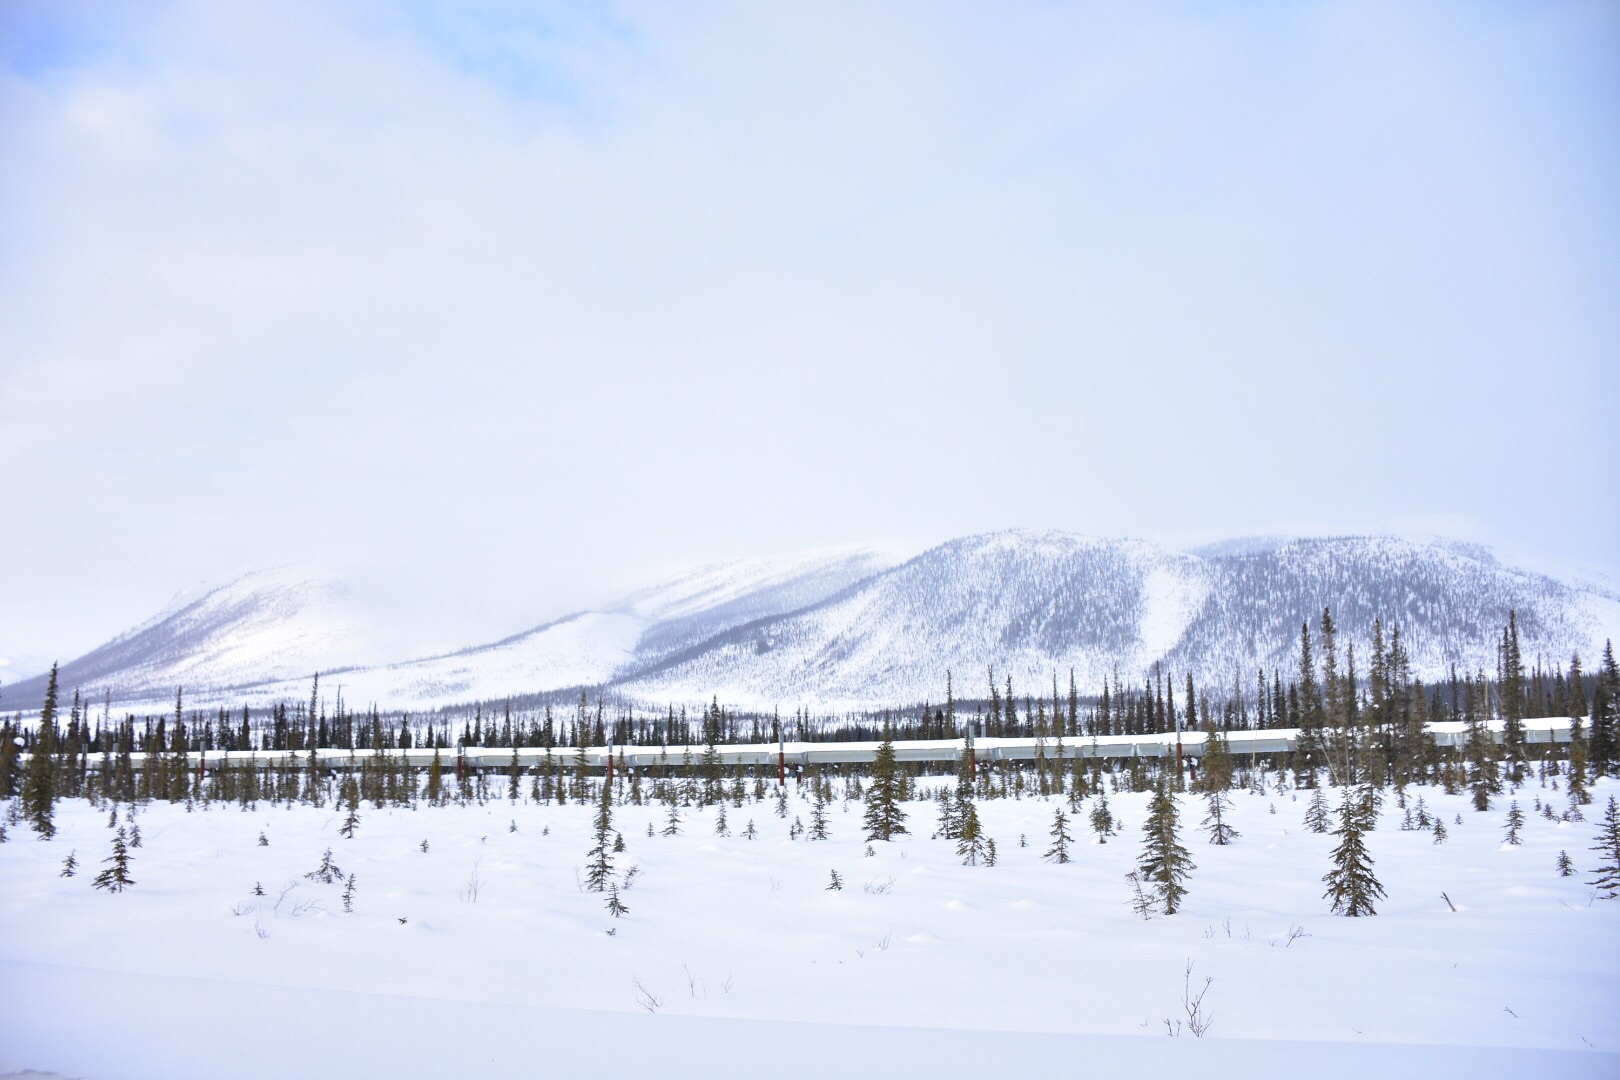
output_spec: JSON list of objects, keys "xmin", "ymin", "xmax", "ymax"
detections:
[{"xmin": 7, "ymin": 531, "xmax": 1617, "ymax": 713}]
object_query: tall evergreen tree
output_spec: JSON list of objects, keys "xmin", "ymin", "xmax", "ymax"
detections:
[
  {"xmin": 1499, "ymin": 613, "xmax": 1528, "ymax": 782},
  {"xmin": 1137, "ymin": 780, "xmax": 1194, "ymax": 914},
  {"xmin": 24, "ymin": 662, "xmax": 60, "ymax": 839},
  {"xmin": 1589, "ymin": 795, "xmax": 1620, "ymax": 900},
  {"xmin": 585, "ymin": 776, "xmax": 615, "ymax": 892},
  {"xmin": 862, "ymin": 728, "xmax": 908, "ymax": 842},
  {"xmin": 1591, "ymin": 641, "xmax": 1619, "ymax": 778},
  {"xmin": 1295, "ymin": 621, "xmax": 1324, "ymax": 783}
]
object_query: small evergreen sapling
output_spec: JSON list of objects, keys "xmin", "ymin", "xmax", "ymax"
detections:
[
  {"xmin": 1045, "ymin": 808, "xmax": 1073, "ymax": 864},
  {"xmin": 1555, "ymin": 850, "xmax": 1575, "ymax": 877},
  {"xmin": 60, "ymin": 850, "xmax": 78, "ymax": 877},
  {"xmin": 958, "ymin": 800, "xmax": 988, "ymax": 866},
  {"xmin": 1125, "ymin": 870, "xmax": 1154, "ymax": 921},
  {"xmin": 1503, "ymin": 801, "xmax": 1525, "ymax": 846},
  {"xmin": 92, "ymin": 827, "xmax": 135, "ymax": 893},
  {"xmin": 1089, "ymin": 793, "xmax": 1115, "ymax": 843},
  {"xmin": 306, "ymin": 847, "xmax": 343, "ymax": 884},
  {"xmin": 1304, "ymin": 787, "xmax": 1331, "ymax": 833},
  {"xmin": 257, "ymin": 831, "xmax": 269, "ymax": 847},
  {"xmin": 809, "ymin": 788, "xmax": 830, "ymax": 841},
  {"xmin": 341, "ymin": 873, "xmax": 356, "ymax": 913},
  {"xmin": 826, "ymin": 869, "xmax": 844, "ymax": 891},
  {"xmin": 1323, "ymin": 789, "xmax": 1385, "ymax": 916},
  {"xmin": 1202, "ymin": 790, "xmax": 1239, "ymax": 846},
  {"xmin": 606, "ymin": 882, "xmax": 629, "ymax": 918}
]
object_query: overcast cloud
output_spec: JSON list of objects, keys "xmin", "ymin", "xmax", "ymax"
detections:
[{"xmin": 2, "ymin": 0, "xmax": 1616, "ymax": 678}]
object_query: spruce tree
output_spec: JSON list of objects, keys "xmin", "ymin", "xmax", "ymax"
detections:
[
  {"xmin": 1556, "ymin": 850, "xmax": 1575, "ymax": 877},
  {"xmin": 339, "ymin": 803, "xmax": 360, "ymax": 839},
  {"xmin": 1202, "ymin": 789, "xmax": 1239, "ymax": 846},
  {"xmin": 1137, "ymin": 780, "xmax": 1194, "ymax": 914},
  {"xmin": 957, "ymin": 798, "xmax": 988, "ymax": 866},
  {"xmin": 1323, "ymin": 788, "xmax": 1385, "ymax": 916},
  {"xmin": 1089, "ymin": 792, "xmax": 1115, "ymax": 842},
  {"xmin": 306, "ymin": 847, "xmax": 342, "ymax": 884},
  {"xmin": 92, "ymin": 826, "xmax": 135, "ymax": 893},
  {"xmin": 1197, "ymin": 712, "xmax": 1234, "ymax": 794},
  {"xmin": 1589, "ymin": 796, "xmax": 1620, "ymax": 899},
  {"xmin": 862, "ymin": 728, "xmax": 908, "ymax": 842},
  {"xmin": 1304, "ymin": 786, "xmax": 1331, "ymax": 833},
  {"xmin": 933, "ymin": 786, "xmax": 958, "ymax": 840},
  {"xmin": 585, "ymin": 777, "xmax": 615, "ymax": 892},
  {"xmin": 23, "ymin": 662, "xmax": 60, "ymax": 839},
  {"xmin": 1044, "ymin": 807, "xmax": 1073, "ymax": 863},
  {"xmin": 1592, "ymin": 642, "xmax": 1620, "ymax": 778},
  {"xmin": 60, "ymin": 850, "xmax": 78, "ymax": 877},
  {"xmin": 606, "ymin": 882, "xmax": 629, "ymax": 917},
  {"xmin": 1502, "ymin": 801, "xmax": 1525, "ymax": 846},
  {"xmin": 826, "ymin": 869, "xmax": 844, "ymax": 891},
  {"xmin": 809, "ymin": 786, "xmax": 830, "ymax": 840}
]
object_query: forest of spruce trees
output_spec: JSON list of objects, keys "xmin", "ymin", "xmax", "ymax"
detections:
[{"xmin": 4, "ymin": 609, "xmax": 1619, "ymax": 921}]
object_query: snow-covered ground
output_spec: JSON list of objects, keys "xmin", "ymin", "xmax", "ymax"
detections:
[{"xmin": 2, "ymin": 778, "xmax": 1617, "ymax": 1079}]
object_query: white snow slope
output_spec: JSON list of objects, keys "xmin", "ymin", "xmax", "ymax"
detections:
[{"xmin": 1, "ymin": 780, "xmax": 1616, "ymax": 1078}]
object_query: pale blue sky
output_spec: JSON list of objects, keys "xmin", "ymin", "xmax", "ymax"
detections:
[{"xmin": 2, "ymin": 1, "xmax": 1617, "ymax": 676}]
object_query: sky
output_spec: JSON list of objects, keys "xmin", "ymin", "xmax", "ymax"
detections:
[{"xmin": 2, "ymin": 0, "xmax": 1617, "ymax": 680}]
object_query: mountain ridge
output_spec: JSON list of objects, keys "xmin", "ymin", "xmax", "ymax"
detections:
[{"xmin": 6, "ymin": 530, "xmax": 1617, "ymax": 713}]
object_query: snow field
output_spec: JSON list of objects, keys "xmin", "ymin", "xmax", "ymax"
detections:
[{"xmin": 1, "ymin": 777, "xmax": 1617, "ymax": 1079}]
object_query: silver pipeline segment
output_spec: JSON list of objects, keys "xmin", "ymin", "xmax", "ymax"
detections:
[{"xmin": 37, "ymin": 718, "xmax": 1574, "ymax": 772}]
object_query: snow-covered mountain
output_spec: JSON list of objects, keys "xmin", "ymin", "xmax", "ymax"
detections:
[
  {"xmin": 9, "ymin": 531, "xmax": 1618, "ymax": 713},
  {"xmin": 2, "ymin": 568, "xmax": 383, "ymax": 707},
  {"xmin": 619, "ymin": 531, "xmax": 1620, "ymax": 710},
  {"xmin": 2, "ymin": 545, "xmax": 912, "ymax": 711}
]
